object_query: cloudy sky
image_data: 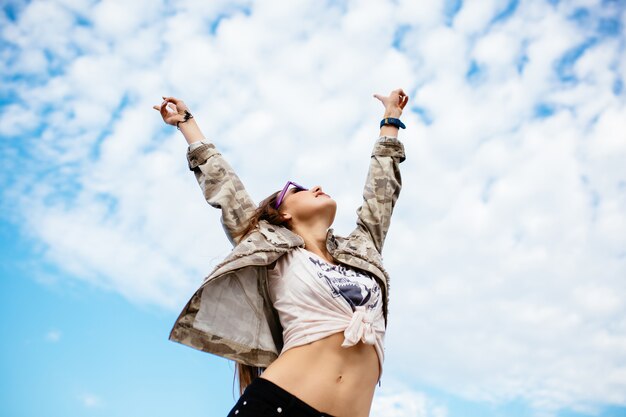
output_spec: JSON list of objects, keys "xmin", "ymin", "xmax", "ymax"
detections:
[{"xmin": 1, "ymin": 0, "xmax": 625, "ymax": 416}]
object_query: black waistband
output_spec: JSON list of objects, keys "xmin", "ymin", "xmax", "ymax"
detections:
[{"xmin": 246, "ymin": 377, "xmax": 337, "ymax": 417}]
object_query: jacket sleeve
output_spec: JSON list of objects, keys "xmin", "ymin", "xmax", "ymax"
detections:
[
  {"xmin": 349, "ymin": 136, "xmax": 406, "ymax": 254},
  {"xmin": 186, "ymin": 140, "xmax": 257, "ymax": 246}
]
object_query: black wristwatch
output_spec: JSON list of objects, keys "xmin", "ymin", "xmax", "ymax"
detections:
[{"xmin": 380, "ymin": 117, "xmax": 406, "ymax": 129}]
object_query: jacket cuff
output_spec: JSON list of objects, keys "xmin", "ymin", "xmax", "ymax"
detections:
[
  {"xmin": 372, "ymin": 136, "xmax": 406, "ymax": 163},
  {"xmin": 187, "ymin": 140, "xmax": 221, "ymax": 170}
]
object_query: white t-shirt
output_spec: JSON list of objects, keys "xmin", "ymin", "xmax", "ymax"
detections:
[{"xmin": 267, "ymin": 247, "xmax": 385, "ymax": 379}]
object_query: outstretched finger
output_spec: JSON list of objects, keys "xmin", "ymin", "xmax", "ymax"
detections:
[{"xmin": 162, "ymin": 96, "xmax": 181, "ymax": 105}]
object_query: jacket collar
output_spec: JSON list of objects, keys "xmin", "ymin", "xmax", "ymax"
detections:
[{"xmin": 258, "ymin": 220, "xmax": 305, "ymax": 248}]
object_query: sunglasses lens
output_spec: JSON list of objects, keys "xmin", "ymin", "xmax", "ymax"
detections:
[{"xmin": 275, "ymin": 181, "xmax": 308, "ymax": 209}]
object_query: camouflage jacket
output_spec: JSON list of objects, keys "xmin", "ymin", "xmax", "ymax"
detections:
[{"xmin": 169, "ymin": 136, "xmax": 406, "ymax": 367}]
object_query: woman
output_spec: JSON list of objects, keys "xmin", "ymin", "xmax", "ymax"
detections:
[{"xmin": 153, "ymin": 88, "xmax": 408, "ymax": 417}]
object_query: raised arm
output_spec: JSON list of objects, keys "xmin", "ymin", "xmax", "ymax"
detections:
[
  {"xmin": 349, "ymin": 89, "xmax": 408, "ymax": 253},
  {"xmin": 154, "ymin": 96, "xmax": 256, "ymax": 246}
]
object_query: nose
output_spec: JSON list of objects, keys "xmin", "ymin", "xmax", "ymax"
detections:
[{"xmin": 310, "ymin": 185, "xmax": 330, "ymax": 198}]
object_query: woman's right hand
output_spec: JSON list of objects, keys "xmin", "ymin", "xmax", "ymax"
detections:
[
  {"xmin": 152, "ymin": 96, "xmax": 191, "ymax": 127},
  {"xmin": 373, "ymin": 88, "xmax": 409, "ymax": 118}
]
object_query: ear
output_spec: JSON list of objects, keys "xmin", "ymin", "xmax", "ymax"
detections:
[{"xmin": 280, "ymin": 211, "xmax": 292, "ymax": 221}]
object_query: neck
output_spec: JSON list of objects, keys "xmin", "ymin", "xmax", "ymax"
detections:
[{"xmin": 292, "ymin": 222, "xmax": 334, "ymax": 264}]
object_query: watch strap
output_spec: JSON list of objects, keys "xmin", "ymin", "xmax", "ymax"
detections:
[{"xmin": 380, "ymin": 117, "xmax": 406, "ymax": 129}]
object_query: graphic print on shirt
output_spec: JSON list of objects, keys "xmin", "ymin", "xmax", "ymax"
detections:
[{"xmin": 308, "ymin": 257, "xmax": 380, "ymax": 312}]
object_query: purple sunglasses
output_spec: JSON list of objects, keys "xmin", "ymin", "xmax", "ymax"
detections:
[{"xmin": 274, "ymin": 181, "xmax": 308, "ymax": 209}]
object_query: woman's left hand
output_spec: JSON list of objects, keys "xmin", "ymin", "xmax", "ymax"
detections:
[{"xmin": 153, "ymin": 96, "xmax": 192, "ymax": 127}]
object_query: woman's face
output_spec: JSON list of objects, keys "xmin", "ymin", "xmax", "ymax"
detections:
[{"xmin": 279, "ymin": 185, "xmax": 337, "ymax": 226}]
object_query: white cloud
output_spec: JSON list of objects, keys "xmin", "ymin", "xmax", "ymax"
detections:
[
  {"xmin": 0, "ymin": 102, "xmax": 39, "ymax": 137},
  {"xmin": 45, "ymin": 329, "xmax": 61, "ymax": 343},
  {"xmin": 80, "ymin": 392, "xmax": 103, "ymax": 408},
  {"xmin": 1, "ymin": 0, "xmax": 625, "ymax": 416},
  {"xmin": 371, "ymin": 380, "xmax": 447, "ymax": 417}
]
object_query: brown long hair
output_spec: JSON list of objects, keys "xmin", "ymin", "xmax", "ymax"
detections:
[{"xmin": 234, "ymin": 189, "xmax": 292, "ymax": 396}]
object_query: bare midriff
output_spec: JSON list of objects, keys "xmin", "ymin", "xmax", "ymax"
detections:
[{"xmin": 259, "ymin": 331, "xmax": 380, "ymax": 417}]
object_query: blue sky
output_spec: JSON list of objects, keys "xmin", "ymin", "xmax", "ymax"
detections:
[{"xmin": 1, "ymin": 0, "xmax": 625, "ymax": 416}]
